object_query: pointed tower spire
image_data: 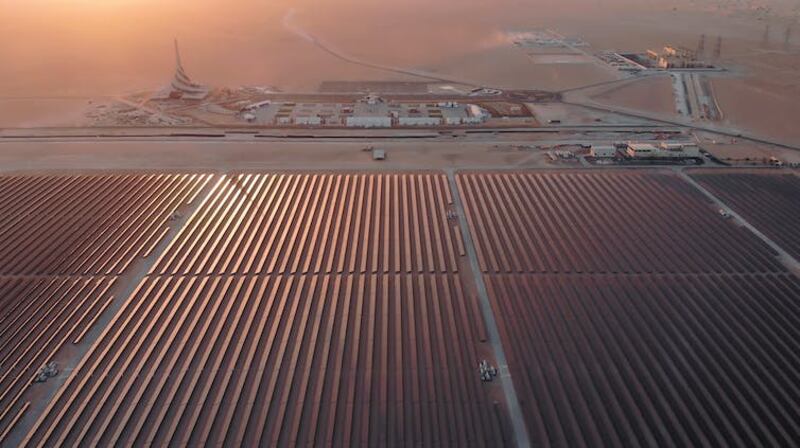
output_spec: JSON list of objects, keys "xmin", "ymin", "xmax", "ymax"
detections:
[
  {"xmin": 174, "ymin": 38, "xmax": 184, "ymax": 72},
  {"xmin": 173, "ymin": 38, "xmax": 193, "ymax": 85},
  {"xmin": 155, "ymin": 38, "xmax": 209, "ymax": 100}
]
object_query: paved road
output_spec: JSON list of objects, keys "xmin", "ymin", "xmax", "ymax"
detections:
[
  {"xmin": 445, "ymin": 168, "xmax": 532, "ymax": 448},
  {"xmin": 564, "ymin": 98, "xmax": 800, "ymax": 152},
  {"xmin": 678, "ymin": 169, "xmax": 800, "ymax": 275},
  {"xmin": 0, "ymin": 123, "xmax": 678, "ymax": 139}
]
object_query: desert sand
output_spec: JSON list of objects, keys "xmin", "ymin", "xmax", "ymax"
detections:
[
  {"xmin": 590, "ymin": 75, "xmax": 677, "ymax": 116},
  {"xmin": 2, "ymin": 0, "xmax": 800, "ymax": 146},
  {"xmin": 0, "ymin": 140, "xmax": 554, "ymax": 173}
]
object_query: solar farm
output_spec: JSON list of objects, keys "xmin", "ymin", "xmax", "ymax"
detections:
[
  {"xmin": 691, "ymin": 170, "xmax": 800, "ymax": 261},
  {"xmin": 1, "ymin": 169, "xmax": 799, "ymax": 447}
]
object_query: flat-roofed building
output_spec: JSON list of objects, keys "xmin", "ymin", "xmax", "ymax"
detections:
[
  {"xmin": 590, "ymin": 144, "xmax": 619, "ymax": 158},
  {"xmin": 294, "ymin": 115, "xmax": 322, "ymax": 126},
  {"xmin": 626, "ymin": 141, "xmax": 701, "ymax": 159},
  {"xmin": 626, "ymin": 143, "xmax": 660, "ymax": 158},
  {"xmin": 346, "ymin": 116, "xmax": 392, "ymax": 128},
  {"xmin": 398, "ymin": 116, "xmax": 441, "ymax": 126},
  {"xmin": 660, "ymin": 141, "xmax": 701, "ymax": 157}
]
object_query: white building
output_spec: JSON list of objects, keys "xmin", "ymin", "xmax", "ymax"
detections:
[
  {"xmin": 399, "ymin": 117, "xmax": 442, "ymax": 127},
  {"xmin": 294, "ymin": 116, "xmax": 322, "ymax": 126},
  {"xmin": 591, "ymin": 145, "xmax": 618, "ymax": 158},
  {"xmin": 461, "ymin": 104, "xmax": 491, "ymax": 125},
  {"xmin": 462, "ymin": 117, "xmax": 486, "ymax": 125},
  {"xmin": 626, "ymin": 142, "xmax": 701, "ymax": 159},
  {"xmin": 660, "ymin": 142, "xmax": 701, "ymax": 157},
  {"xmin": 626, "ymin": 143, "xmax": 661, "ymax": 158},
  {"xmin": 346, "ymin": 116, "xmax": 392, "ymax": 128}
]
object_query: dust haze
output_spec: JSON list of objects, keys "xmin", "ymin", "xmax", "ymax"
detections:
[
  {"xmin": 2, "ymin": 0, "xmax": 800, "ymax": 142},
  {"xmin": 0, "ymin": 0, "xmax": 786, "ymax": 95}
]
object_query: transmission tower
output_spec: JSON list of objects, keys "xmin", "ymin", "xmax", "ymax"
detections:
[
  {"xmin": 713, "ymin": 35, "xmax": 722, "ymax": 59},
  {"xmin": 697, "ymin": 34, "xmax": 706, "ymax": 59}
]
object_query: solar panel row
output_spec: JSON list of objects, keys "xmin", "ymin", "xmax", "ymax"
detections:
[
  {"xmin": 5, "ymin": 170, "xmax": 800, "ymax": 448},
  {"xmin": 20, "ymin": 173, "xmax": 512, "ymax": 447},
  {"xmin": 486, "ymin": 274, "xmax": 800, "ymax": 448},
  {"xmin": 457, "ymin": 171, "xmax": 800, "ymax": 447},
  {"xmin": 22, "ymin": 274, "xmax": 511, "ymax": 447},
  {"xmin": 457, "ymin": 171, "xmax": 784, "ymax": 274},
  {"xmin": 151, "ymin": 173, "xmax": 463, "ymax": 275},
  {"xmin": 692, "ymin": 171, "xmax": 800, "ymax": 261},
  {"xmin": 0, "ymin": 277, "xmax": 117, "ymax": 443},
  {"xmin": 0, "ymin": 175, "xmax": 211, "ymax": 275},
  {"xmin": 0, "ymin": 174, "xmax": 211, "ymax": 443}
]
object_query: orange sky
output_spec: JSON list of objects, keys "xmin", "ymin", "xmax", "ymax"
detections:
[{"xmin": 0, "ymin": 0, "xmax": 777, "ymax": 96}]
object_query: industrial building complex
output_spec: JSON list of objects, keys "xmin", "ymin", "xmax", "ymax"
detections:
[
  {"xmin": 587, "ymin": 141, "xmax": 702, "ymax": 161},
  {"xmin": 240, "ymin": 95, "xmax": 492, "ymax": 128}
]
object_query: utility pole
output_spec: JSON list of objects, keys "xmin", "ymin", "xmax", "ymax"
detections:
[{"xmin": 714, "ymin": 35, "xmax": 722, "ymax": 59}]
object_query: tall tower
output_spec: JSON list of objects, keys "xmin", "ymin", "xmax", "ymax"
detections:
[
  {"xmin": 173, "ymin": 39, "xmax": 195, "ymax": 89},
  {"xmin": 175, "ymin": 39, "xmax": 183, "ymax": 71},
  {"xmin": 154, "ymin": 39, "xmax": 209, "ymax": 101},
  {"xmin": 714, "ymin": 35, "xmax": 722, "ymax": 59}
]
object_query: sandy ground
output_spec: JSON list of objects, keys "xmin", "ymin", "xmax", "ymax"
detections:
[
  {"xmin": 698, "ymin": 135, "xmax": 800, "ymax": 165},
  {"xmin": 0, "ymin": 141, "xmax": 554, "ymax": 173},
  {"xmin": 712, "ymin": 74, "xmax": 800, "ymax": 143},
  {"xmin": 421, "ymin": 46, "xmax": 618, "ymax": 91},
  {"xmin": 527, "ymin": 102, "xmax": 655, "ymax": 126},
  {"xmin": 589, "ymin": 75, "xmax": 676, "ymax": 116},
  {"xmin": 0, "ymin": 99, "xmax": 94, "ymax": 128},
  {"xmin": 0, "ymin": 2, "xmax": 747, "ymax": 96},
  {"xmin": 2, "ymin": 1, "xmax": 800, "ymax": 144}
]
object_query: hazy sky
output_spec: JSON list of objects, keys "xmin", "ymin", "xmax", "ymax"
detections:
[{"xmin": 0, "ymin": 0, "xmax": 791, "ymax": 95}]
